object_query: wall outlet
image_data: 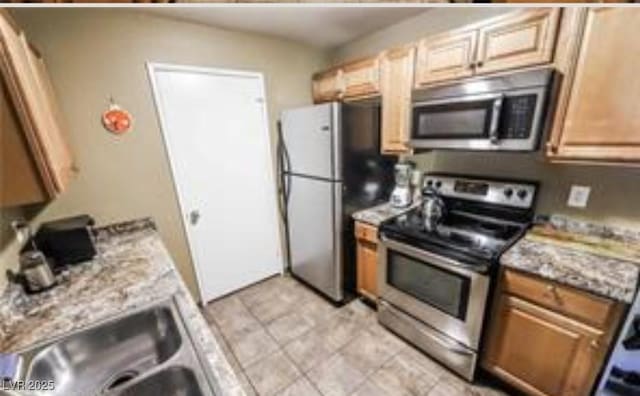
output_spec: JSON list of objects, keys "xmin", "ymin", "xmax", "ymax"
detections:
[{"xmin": 567, "ymin": 185, "xmax": 591, "ymax": 208}]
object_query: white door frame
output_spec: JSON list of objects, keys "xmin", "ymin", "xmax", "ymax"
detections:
[{"xmin": 147, "ymin": 62, "xmax": 283, "ymax": 303}]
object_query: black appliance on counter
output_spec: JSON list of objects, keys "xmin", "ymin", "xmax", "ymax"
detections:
[
  {"xmin": 25, "ymin": 215, "xmax": 97, "ymax": 273},
  {"xmin": 377, "ymin": 174, "xmax": 538, "ymax": 380}
]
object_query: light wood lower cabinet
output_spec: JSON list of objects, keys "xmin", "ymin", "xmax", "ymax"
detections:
[
  {"xmin": 483, "ymin": 268, "xmax": 625, "ymax": 396},
  {"xmin": 380, "ymin": 46, "xmax": 414, "ymax": 155},
  {"xmin": 547, "ymin": 8, "xmax": 640, "ymax": 164},
  {"xmin": 0, "ymin": 10, "xmax": 75, "ymax": 207},
  {"xmin": 355, "ymin": 221, "xmax": 378, "ymax": 303}
]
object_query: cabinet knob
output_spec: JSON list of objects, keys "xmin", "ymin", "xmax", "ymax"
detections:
[
  {"xmin": 590, "ymin": 339, "xmax": 600, "ymax": 349},
  {"xmin": 476, "ymin": 61, "xmax": 484, "ymax": 68}
]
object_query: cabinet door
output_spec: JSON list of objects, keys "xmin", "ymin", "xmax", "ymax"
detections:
[
  {"xmin": 475, "ymin": 9, "xmax": 560, "ymax": 75},
  {"xmin": 356, "ymin": 239, "xmax": 378, "ymax": 302},
  {"xmin": 483, "ymin": 294, "xmax": 606, "ymax": 396},
  {"xmin": 312, "ymin": 69, "xmax": 342, "ymax": 104},
  {"xmin": 414, "ymin": 29, "xmax": 477, "ymax": 86},
  {"xmin": 0, "ymin": 12, "xmax": 74, "ymax": 196},
  {"xmin": 1, "ymin": 74, "xmax": 47, "ymax": 206},
  {"xmin": 380, "ymin": 46, "xmax": 414, "ymax": 154},
  {"xmin": 342, "ymin": 56, "xmax": 380, "ymax": 100},
  {"xmin": 548, "ymin": 8, "xmax": 640, "ymax": 163}
]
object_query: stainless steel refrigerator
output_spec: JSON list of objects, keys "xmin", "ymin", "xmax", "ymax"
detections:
[{"xmin": 278, "ymin": 102, "xmax": 395, "ymax": 302}]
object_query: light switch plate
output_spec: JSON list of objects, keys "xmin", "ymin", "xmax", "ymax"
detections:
[{"xmin": 567, "ymin": 185, "xmax": 591, "ymax": 208}]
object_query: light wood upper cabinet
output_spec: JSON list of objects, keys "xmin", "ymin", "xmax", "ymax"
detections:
[
  {"xmin": 380, "ymin": 46, "xmax": 415, "ymax": 154},
  {"xmin": 414, "ymin": 9, "xmax": 560, "ymax": 88},
  {"xmin": 342, "ymin": 56, "xmax": 380, "ymax": 101},
  {"xmin": 547, "ymin": 8, "xmax": 640, "ymax": 164},
  {"xmin": 414, "ymin": 29, "xmax": 477, "ymax": 86},
  {"xmin": 312, "ymin": 68, "xmax": 342, "ymax": 104},
  {"xmin": 0, "ymin": 10, "xmax": 75, "ymax": 207},
  {"xmin": 475, "ymin": 8, "xmax": 561, "ymax": 75},
  {"xmin": 483, "ymin": 269, "xmax": 624, "ymax": 396}
]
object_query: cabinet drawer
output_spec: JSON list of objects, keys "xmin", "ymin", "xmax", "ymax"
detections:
[
  {"xmin": 355, "ymin": 221, "xmax": 378, "ymax": 243},
  {"xmin": 502, "ymin": 269, "xmax": 616, "ymax": 329}
]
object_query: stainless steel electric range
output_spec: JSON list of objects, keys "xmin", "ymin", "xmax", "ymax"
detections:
[{"xmin": 377, "ymin": 174, "xmax": 538, "ymax": 381}]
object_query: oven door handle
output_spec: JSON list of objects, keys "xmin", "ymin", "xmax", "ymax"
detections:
[{"xmin": 488, "ymin": 94, "xmax": 504, "ymax": 144}]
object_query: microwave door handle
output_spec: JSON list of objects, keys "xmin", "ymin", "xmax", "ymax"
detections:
[{"xmin": 488, "ymin": 94, "xmax": 504, "ymax": 144}]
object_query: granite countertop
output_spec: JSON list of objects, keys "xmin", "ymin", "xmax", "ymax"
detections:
[
  {"xmin": 352, "ymin": 201, "xmax": 419, "ymax": 226},
  {"xmin": 501, "ymin": 215, "xmax": 640, "ymax": 303},
  {"xmin": 0, "ymin": 219, "xmax": 245, "ymax": 396}
]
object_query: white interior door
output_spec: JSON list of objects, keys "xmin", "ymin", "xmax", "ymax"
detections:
[{"xmin": 148, "ymin": 63, "xmax": 282, "ymax": 303}]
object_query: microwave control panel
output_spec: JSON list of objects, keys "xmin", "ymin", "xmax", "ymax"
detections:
[{"xmin": 500, "ymin": 94, "xmax": 537, "ymax": 139}]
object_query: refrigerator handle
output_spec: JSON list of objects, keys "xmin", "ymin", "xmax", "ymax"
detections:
[
  {"xmin": 276, "ymin": 119, "xmax": 292, "ymax": 271},
  {"xmin": 278, "ymin": 120, "xmax": 293, "ymax": 203}
]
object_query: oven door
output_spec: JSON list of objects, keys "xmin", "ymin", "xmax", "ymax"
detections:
[{"xmin": 378, "ymin": 235, "xmax": 490, "ymax": 349}]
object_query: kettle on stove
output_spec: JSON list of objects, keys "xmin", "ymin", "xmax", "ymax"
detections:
[{"xmin": 422, "ymin": 188, "xmax": 446, "ymax": 232}]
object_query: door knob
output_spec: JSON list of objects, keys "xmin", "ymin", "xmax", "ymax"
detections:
[{"xmin": 189, "ymin": 210, "xmax": 201, "ymax": 225}]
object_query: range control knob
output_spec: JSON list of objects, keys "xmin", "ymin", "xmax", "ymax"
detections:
[
  {"xmin": 517, "ymin": 189, "xmax": 529, "ymax": 200},
  {"xmin": 426, "ymin": 180, "xmax": 433, "ymax": 187},
  {"xmin": 435, "ymin": 181, "xmax": 442, "ymax": 189},
  {"xmin": 503, "ymin": 188, "xmax": 513, "ymax": 198}
]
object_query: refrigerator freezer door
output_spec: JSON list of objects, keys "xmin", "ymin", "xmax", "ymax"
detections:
[
  {"xmin": 281, "ymin": 102, "xmax": 341, "ymax": 180},
  {"xmin": 287, "ymin": 174, "xmax": 343, "ymax": 302}
]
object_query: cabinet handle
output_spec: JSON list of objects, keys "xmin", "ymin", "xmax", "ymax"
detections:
[
  {"xmin": 476, "ymin": 61, "xmax": 484, "ymax": 68},
  {"xmin": 590, "ymin": 339, "xmax": 600, "ymax": 349}
]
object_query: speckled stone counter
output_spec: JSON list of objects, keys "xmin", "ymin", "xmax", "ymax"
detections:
[
  {"xmin": 352, "ymin": 202, "xmax": 418, "ymax": 226},
  {"xmin": 0, "ymin": 219, "xmax": 245, "ymax": 396},
  {"xmin": 501, "ymin": 215, "xmax": 640, "ymax": 303}
]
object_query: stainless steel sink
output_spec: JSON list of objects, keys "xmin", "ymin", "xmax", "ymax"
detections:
[
  {"xmin": 12, "ymin": 298, "xmax": 218, "ymax": 396},
  {"xmin": 118, "ymin": 367, "xmax": 204, "ymax": 396}
]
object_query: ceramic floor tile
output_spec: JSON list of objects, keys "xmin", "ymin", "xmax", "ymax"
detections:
[
  {"xmin": 307, "ymin": 353, "xmax": 367, "ymax": 396},
  {"xmin": 228, "ymin": 327, "xmax": 280, "ymax": 369},
  {"xmin": 369, "ymin": 349, "xmax": 441, "ymax": 396},
  {"xmin": 205, "ymin": 296, "xmax": 262, "ymax": 342},
  {"xmin": 341, "ymin": 327, "xmax": 404, "ymax": 376},
  {"xmin": 339, "ymin": 299, "xmax": 377, "ymax": 325},
  {"xmin": 245, "ymin": 285, "xmax": 302, "ymax": 324},
  {"xmin": 428, "ymin": 378, "xmax": 482, "ymax": 396},
  {"xmin": 203, "ymin": 276, "xmax": 508, "ymax": 396},
  {"xmin": 295, "ymin": 294, "xmax": 341, "ymax": 327},
  {"xmin": 284, "ymin": 328, "xmax": 339, "ymax": 372},
  {"xmin": 276, "ymin": 376, "xmax": 322, "ymax": 396},
  {"xmin": 318, "ymin": 314, "xmax": 363, "ymax": 350},
  {"xmin": 350, "ymin": 379, "xmax": 389, "ymax": 396},
  {"xmin": 244, "ymin": 351, "xmax": 301, "ymax": 396},
  {"xmin": 266, "ymin": 311, "xmax": 315, "ymax": 345}
]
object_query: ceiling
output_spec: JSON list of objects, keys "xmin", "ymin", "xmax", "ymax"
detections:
[{"xmin": 146, "ymin": 7, "xmax": 425, "ymax": 49}]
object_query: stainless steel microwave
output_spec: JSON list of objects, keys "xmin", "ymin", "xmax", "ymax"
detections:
[{"xmin": 410, "ymin": 68, "xmax": 557, "ymax": 152}]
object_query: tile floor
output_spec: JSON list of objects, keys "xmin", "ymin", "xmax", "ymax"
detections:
[{"xmin": 202, "ymin": 275, "xmax": 510, "ymax": 396}]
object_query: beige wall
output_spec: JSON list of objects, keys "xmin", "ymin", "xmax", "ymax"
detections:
[
  {"xmin": 0, "ymin": 9, "xmax": 328, "ymax": 295},
  {"xmin": 331, "ymin": 7, "xmax": 640, "ymax": 229}
]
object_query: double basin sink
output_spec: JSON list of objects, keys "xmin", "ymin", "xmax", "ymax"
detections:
[{"xmin": 9, "ymin": 297, "xmax": 218, "ymax": 395}]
